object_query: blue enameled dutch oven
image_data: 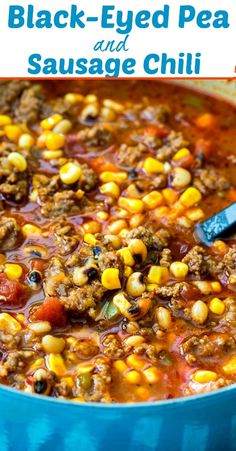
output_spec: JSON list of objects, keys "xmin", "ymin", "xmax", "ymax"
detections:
[
  {"xmin": 0, "ymin": 80, "xmax": 236, "ymax": 451},
  {"xmin": 0, "ymin": 383, "xmax": 235, "ymax": 451}
]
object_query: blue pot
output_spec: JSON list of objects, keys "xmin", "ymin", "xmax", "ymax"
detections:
[
  {"xmin": 0, "ymin": 79, "xmax": 235, "ymax": 450},
  {"xmin": 0, "ymin": 384, "xmax": 235, "ymax": 451}
]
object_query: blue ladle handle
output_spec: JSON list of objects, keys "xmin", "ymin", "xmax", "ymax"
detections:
[{"xmin": 195, "ymin": 202, "xmax": 236, "ymax": 245}]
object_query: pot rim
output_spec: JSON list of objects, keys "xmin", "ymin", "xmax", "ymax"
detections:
[{"xmin": 0, "ymin": 380, "xmax": 235, "ymax": 411}]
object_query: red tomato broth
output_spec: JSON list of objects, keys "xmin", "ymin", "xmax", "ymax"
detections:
[{"xmin": 0, "ymin": 80, "xmax": 234, "ymax": 402}]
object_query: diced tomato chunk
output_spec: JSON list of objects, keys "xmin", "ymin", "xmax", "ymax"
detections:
[
  {"xmin": 91, "ymin": 156, "xmax": 119, "ymax": 173},
  {"xmin": 227, "ymin": 189, "xmax": 236, "ymax": 203},
  {"xmin": 194, "ymin": 139, "xmax": 212, "ymax": 159},
  {"xmin": 33, "ymin": 297, "xmax": 67, "ymax": 327},
  {"xmin": 31, "ymin": 259, "xmax": 45, "ymax": 273},
  {"xmin": 143, "ymin": 124, "xmax": 169, "ymax": 139},
  {"xmin": 0, "ymin": 273, "xmax": 25, "ymax": 305},
  {"xmin": 181, "ymin": 283, "xmax": 200, "ymax": 303},
  {"xmin": 173, "ymin": 154, "xmax": 195, "ymax": 169},
  {"xmin": 177, "ymin": 359, "xmax": 194, "ymax": 382}
]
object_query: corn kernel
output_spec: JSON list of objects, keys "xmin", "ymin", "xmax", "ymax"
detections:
[
  {"xmin": 136, "ymin": 387, "xmax": 150, "ymax": 400},
  {"xmin": 143, "ymin": 367, "xmax": 162, "ymax": 384},
  {"xmin": 29, "ymin": 189, "xmax": 38, "ymax": 202},
  {"xmin": 213, "ymin": 240, "xmax": 228, "ymax": 254},
  {"xmin": 76, "ymin": 189, "xmax": 85, "ymax": 200},
  {"xmin": 0, "ymin": 115, "xmax": 12, "ymax": 126},
  {"xmin": 96, "ymin": 211, "xmax": 109, "ymax": 221},
  {"xmin": 83, "ymin": 221, "xmax": 101, "ymax": 234},
  {"xmin": 180, "ymin": 187, "xmax": 202, "ymax": 208},
  {"xmin": 47, "ymin": 354, "xmax": 66, "ymax": 376},
  {"xmin": 108, "ymin": 219, "xmax": 128, "ymax": 234},
  {"xmin": 40, "ymin": 114, "xmax": 63, "ymax": 130},
  {"xmin": 186, "ymin": 208, "xmax": 204, "ymax": 222},
  {"xmin": 100, "ymin": 107, "xmax": 116, "ymax": 121},
  {"xmin": 153, "ymin": 206, "xmax": 170, "ymax": 219},
  {"xmin": 42, "ymin": 335, "xmax": 65, "ymax": 354},
  {"xmin": 4, "ymin": 263, "xmax": 23, "ymax": 280},
  {"xmin": 18, "ymin": 133, "xmax": 35, "ymax": 150},
  {"xmin": 16, "ymin": 313, "xmax": 26, "ymax": 325},
  {"xmin": 210, "ymin": 281, "xmax": 222, "ymax": 293},
  {"xmin": 143, "ymin": 157, "xmax": 164, "ymax": 174},
  {"xmin": 222, "ymin": 357, "xmax": 236, "ymax": 375},
  {"xmin": 209, "ymin": 298, "xmax": 225, "ymax": 315},
  {"xmin": 45, "ymin": 132, "xmax": 65, "ymax": 151},
  {"xmin": 118, "ymin": 248, "xmax": 135, "ymax": 266},
  {"xmin": 100, "ymin": 181, "xmax": 120, "ymax": 199},
  {"xmin": 168, "ymin": 201, "xmax": 186, "ymax": 220},
  {"xmin": 77, "ymin": 363, "xmax": 94, "ymax": 375},
  {"xmin": 42, "ymin": 150, "xmax": 63, "ymax": 160},
  {"xmin": 5, "ymin": 125, "xmax": 22, "ymax": 142},
  {"xmin": 176, "ymin": 216, "xmax": 192, "ymax": 229},
  {"xmin": 115, "ymin": 208, "xmax": 129, "ymax": 219},
  {"xmin": 162, "ymin": 188, "xmax": 179, "ymax": 206},
  {"xmin": 124, "ymin": 266, "xmax": 133, "ymax": 278},
  {"xmin": 37, "ymin": 131, "xmax": 50, "ymax": 148},
  {"xmin": 103, "ymin": 99, "xmax": 124, "ymax": 112},
  {"xmin": 8, "ymin": 152, "xmax": 27, "ymax": 172},
  {"xmin": 84, "ymin": 233, "xmax": 97, "ymax": 246},
  {"xmin": 85, "ymin": 94, "xmax": 98, "ymax": 104},
  {"xmin": 125, "ymin": 370, "xmax": 142, "ymax": 384},
  {"xmin": 60, "ymin": 162, "xmax": 81, "ymax": 184},
  {"xmin": 126, "ymin": 354, "xmax": 146, "ymax": 370},
  {"xmin": 66, "ymin": 336, "xmax": 78, "ymax": 347},
  {"xmin": 113, "ymin": 360, "xmax": 127, "ymax": 372},
  {"xmin": 0, "ymin": 313, "xmax": 22, "ymax": 335},
  {"xmin": 101, "ymin": 268, "xmax": 121, "ymax": 290},
  {"xmin": 164, "ymin": 162, "xmax": 171, "ymax": 173},
  {"xmin": 61, "ymin": 377, "xmax": 74, "ymax": 388},
  {"xmin": 53, "ymin": 119, "xmax": 72, "ymax": 134},
  {"xmin": 147, "ymin": 266, "xmax": 169, "ymax": 284},
  {"xmin": 129, "ymin": 213, "xmax": 145, "ymax": 228},
  {"xmin": 143, "ymin": 191, "xmax": 164, "ymax": 209},
  {"xmin": 22, "ymin": 223, "xmax": 41, "ymax": 236},
  {"xmin": 147, "ymin": 283, "xmax": 158, "ymax": 292},
  {"xmin": 172, "ymin": 148, "xmax": 190, "ymax": 162},
  {"xmin": 193, "ymin": 370, "xmax": 217, "ymax": 383},
  {"xmin": 118, "ymin": 197, "xmax": 144, "ymax": 214},
  {"xmin": 113, "ymin": 292, "xmax": 131, "ymax": 316},
  {"xmin": 64, "ymin": 93, "xmax": 84, "ymax": 105},
  {"xmin": 170, "ymin": 262, "xmax": 189, "ymax": 279},
  {"xmin": 29, "ymin": 358, "xmax": 45, "ymax": 371},
  {"xmin": 100, "ymin": 171, "xmax": 128, "ymax": 184}
]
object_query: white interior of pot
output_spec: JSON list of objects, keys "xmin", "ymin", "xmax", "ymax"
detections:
[{"xmin": 173, "ymin": 80, "xmax": 236, "ymax": 105}]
